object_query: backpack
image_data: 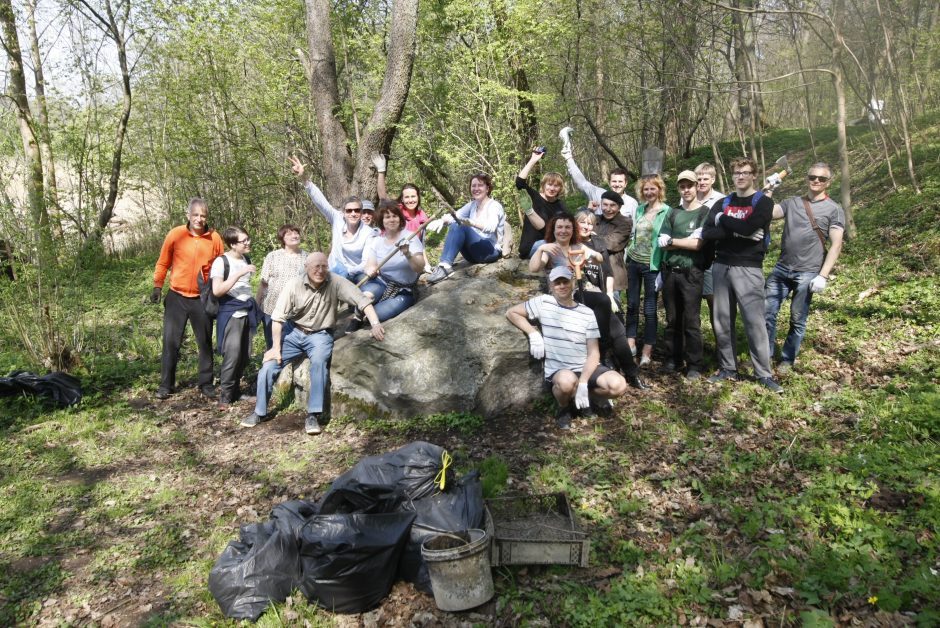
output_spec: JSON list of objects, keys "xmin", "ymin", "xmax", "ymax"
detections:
[
  {"xmin": 702, "ymin": 191, "xmax": 767, "ymax": 270},
  {"xmin": 198, "ymin": 254, "xmax": 250, "ymax": 318}
]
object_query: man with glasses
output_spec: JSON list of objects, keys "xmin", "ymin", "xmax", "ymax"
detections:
[
  {"xmin": 242, "ymin": 252, "xmax": 384, "ymax": 435},
  {"xmin": 764, "ymin": 163, "xmax": 845, "ymax": 373},
  {"xmin": 702, "ymin": 157, "xmax": 782, "ymax": 393},
  {"xmin": 151, "ymin": 198, "xmax": 225, "ymax": 400}
]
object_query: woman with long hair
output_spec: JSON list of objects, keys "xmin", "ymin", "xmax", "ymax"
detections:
[
  {"xmin": 373, "ymin": 154, "xmax": 429, "ymax": 234},
  {"xmin": 624, "ymin": 174, "xmax": 671, "ymax": 367}
]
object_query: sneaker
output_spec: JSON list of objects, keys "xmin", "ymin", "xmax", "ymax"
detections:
[
  {"xmin": 777, "ymin": 361, "xmax": 793, "ymax": 375},
  {"xmin": 639, "ymin": 355, "xmax": 652, "ymax": 368},
  {"xmin": 590, "ymin": 398, "xmax": 614, "ymax": 417},
  {"xmin": 241, "ymin": 412, "xmax": 266, "ymax": 428},
  {"xmin": 662, "ymin": 360, "xmax": 676, "ymax": 373},
  {"xmin": 155, "ymin": 388, "xmax": 173, "ymax": 400},
  {"xmin": 626, "ymin": 374, "xmax": 648, "ymax": 390},
  {"xmin": 426, "ymin": 264, "xmax": 454, "ymax": 285},
  {"xmin": 685, "ymin": 370, "xmax": 702, "ymax": 381},
  {"xmin": 305, "ymin": 413, "xmax": 323, "ymax": 435},
  {"xmin": 707, "ymin": 369, "xmax": 738, "ymax": 383},
  {"xmin": 199, "ymin": 384, "xmax": 217, "ymax": 399},
  {"xmin": 555, "ymin": 407, "xmax": 573, "ymax": 430},
  {"xmin": 757, "ymin": 377, "xmax": 784, "ymax": 394},
  {"xmin": 345, "ymin": 316, "xmax": 363, "ymax": 333}
]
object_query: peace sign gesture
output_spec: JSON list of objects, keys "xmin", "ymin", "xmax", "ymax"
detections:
[{"xmin": 288, "ymin": 155, "xmax": 310, "ymax": 182}]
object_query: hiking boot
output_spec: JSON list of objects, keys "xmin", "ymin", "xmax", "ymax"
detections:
[
  {"xmin": 426, "ymin": 264, "xmax": 454, "ymax": 285},
  {"xmin": 555, "ymin": 407, "xmax": 573, "ymax": 430},
  {"xmin": 305, "ymin": 413, "xmax": 323, "ymax": 435},
  {"xmin": 199, "ymin": 384, "xmax": 217, "ymax": 399},
  {"xmin": 707, "ymin": 369, "xmax": 738, "ymax": 383},
  {"xmin": 241, "ymin": 412, "xmax": 266, "ymax": 428},
  {"xmin": 757, "ymin": 377, "xmax": 784, "ymax": 394},
  {"xmin": 155, "ymin": 387, "xmax": 173, "ymax": 400},
  {"xmin": 590, "ymin": 398, "xmax": 614, "ymax": 417},
  {"xmin": 777, "ymin": 361, "xmax": 793, "ymax": 375},
  {"xmin": 685, "ymin": 370, "xmax": 702, "ymax": 381},
  {"xmin": 626, "ymin": 374, "xmax": 648, "ymax": 390}
]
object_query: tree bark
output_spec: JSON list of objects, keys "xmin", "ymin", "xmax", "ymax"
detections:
[
  {"xmin": 0, "ymin": 0, "xmax": 51, "ymax": 253},
  {"xmin": 831, "ymin": 0, "xmax": 856, "ymax": 239},
  {"xmin": 304, "ymin": 0, "xmax": 355, "ymax": 201}
]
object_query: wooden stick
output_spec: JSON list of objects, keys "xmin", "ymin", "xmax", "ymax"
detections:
[{"xmin": 356, "ymin": 211, "xmax": 446, "ymax": 288}]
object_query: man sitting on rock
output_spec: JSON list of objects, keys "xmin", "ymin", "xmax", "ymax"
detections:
[
  {"xmin": 242, "ymin": 252, "xmax": 384, "ymax": 435},
  {"xmin": 506, "ymin": 266, "xmax": 628, "ymax": 430}
]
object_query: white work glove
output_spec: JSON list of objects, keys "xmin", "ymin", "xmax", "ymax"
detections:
[
  {"xmin": 809, "ymin": 275, "xmax": 827, "ymax": 293},
  {"xmin": 527, "ymin": 332, "xmax": 545, "ymax": 359},
  {"xmin": 370, "ymin": 153, "xmax": 387, "ymax": 173},
  {"xmin": 426, "ymin": 218, "xmax": 447, "ymax": 234},
  {"xmin": 654, "ymin": 272, "xmax": 663, "ymax": 291},
  {"xmin": 396, "ymin": 238, "xmax": 412, "ymax": 257},
  {"xmin": 560, "ymin": 145, "xmax": 573, "ymax": 161},
  {"xmin": 764, "ymin": 172, "xmax": 782, "ymax": 190},
  {"xmin": 607, "ymin": 292, "xmax": 620, "ymax": 314},
  {"xmin": 690, "ymin": 227, "xmax": 703, "ymax": 240},
  {"xmin": 559, "ymin": 126, "xmax": 573, "ymax": 156},
  {"xmin": 574, "ymin": 382, "xmax": 590, "ymax": 410},
  {"xmin": 657, "ymin": 234, "xmax": 672, "ymax": 248},
  {"xmin": 734, "ymin": 228, "xmax": 764, "ymax": 241}
]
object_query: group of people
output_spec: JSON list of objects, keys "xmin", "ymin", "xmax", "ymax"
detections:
[
  {"xmin": 506, "ymin": 143, "xmax": 844, "ymax": 427},
  {"xmin": 150, "ymin": 140, "xmax": 843, "ymax": 433}
]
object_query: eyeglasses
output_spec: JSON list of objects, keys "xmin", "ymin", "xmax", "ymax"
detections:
[
  {"xmin": 732, "ymin": 171, "xmax": 753, "ymax": 177},
  {"xmin": 807, "ymin": 175, "xmax": 830, "ymax": 182},
  {"xmin": 237, "ymin": 238, "xmax": 250, "ymax": 245},
  {"xmin": 344, "ymin": 207, "xmax": 362, "ymax": 213}
]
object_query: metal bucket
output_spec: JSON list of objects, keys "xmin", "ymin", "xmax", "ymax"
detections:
[{"xmin": 420, "ymin": 529, "xmax": 494, "ymax": 611}]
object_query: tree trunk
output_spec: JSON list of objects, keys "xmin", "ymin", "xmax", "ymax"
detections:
[
  {"xmin": 26, "ymin": 0, "xmax": 61, "ymax": 236},
  {"xmin": 0, "ymin": 0, "xmax": 51, "ymax": 253},
  {"xmin": 831, "ymin": 0, "xmax": 856, "ymax": 239},
  {"xmin": 304, "ymin": 0, "xmax": 355, "ymax": 201},
  {"xmin": 85, "ymin": 0, "xmax": 134, "ymax": 245}
]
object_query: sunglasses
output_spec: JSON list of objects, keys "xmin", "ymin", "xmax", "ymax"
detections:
[
  {"xmin": 807, "ymin": 175, "xmax": 830, "ymax": 182},
  {"xmin": 344, "ymin": 207, "xmax": 362, "ymax": 213}
]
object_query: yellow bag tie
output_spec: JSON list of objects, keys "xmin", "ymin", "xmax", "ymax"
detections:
[{"xmin": 434, "ymin": 450, "xmax": 452, "ymax": 491}]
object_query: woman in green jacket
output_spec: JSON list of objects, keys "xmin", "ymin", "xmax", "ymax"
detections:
[{"xmin": 624, "ymin": 174, "xmax": 670, "ymax": 366}]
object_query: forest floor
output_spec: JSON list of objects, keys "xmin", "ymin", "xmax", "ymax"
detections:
[{"xmin": 1, "ymin": 122, "xmax": 938, "ymax": 626}]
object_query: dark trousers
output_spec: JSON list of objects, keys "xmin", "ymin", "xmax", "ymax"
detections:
[
  {"xmin": 662, "ymin": 266, "xmax": 705, "ymax": 370},
  {"xmin": 579, "ymin": 290, "xmax": 639, "ymax": 377},
  {"xmin": 219, "ymin": 316, "xmax": 250, "ymax": 401},
  {"xmin": 160, "ymin": 290, "xmax": 214, "ymax": 391},
  {"xmin": 626, "ymin": 259, "xmax": 658, "ymax": 346}
]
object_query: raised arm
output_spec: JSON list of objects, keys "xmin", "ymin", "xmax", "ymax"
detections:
[
  {"xmin": 517, "ymin": 149, "xmax": 544, "ymax": 181},
  {"xmin": 290, "ymin": 155, "xmax": 340, "ymax": 224},
  {"xmin": 562, "ymin": 150, "xmax": 604, "ymax": 202},
  {"xmin": 372, "ymin": 154, "xmax": 389, "ymax": 199}
]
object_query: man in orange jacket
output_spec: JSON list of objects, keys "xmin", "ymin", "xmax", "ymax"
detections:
[{"xmin": 151, "ymin": 198, "xmax": 224, "ymax": 399}]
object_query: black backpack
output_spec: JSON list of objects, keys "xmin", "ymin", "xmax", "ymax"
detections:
[{"xmin": 198, "ymin": 254, "xmax": 250, "ymax": 318}]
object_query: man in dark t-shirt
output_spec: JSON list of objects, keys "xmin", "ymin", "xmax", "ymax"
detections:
[{"xmin": 702, "ymin": 157, "xmax": 782, "ymax": 393}]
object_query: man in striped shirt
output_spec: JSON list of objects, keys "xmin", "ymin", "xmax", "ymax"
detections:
[{"xmin": 506, "ymin": 266, "xmax": 628, "ymax": 429}]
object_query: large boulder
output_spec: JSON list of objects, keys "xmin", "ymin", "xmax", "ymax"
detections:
[{"xmin": 327, "ymin": 258, "xmax": 545, "ymax": 418}]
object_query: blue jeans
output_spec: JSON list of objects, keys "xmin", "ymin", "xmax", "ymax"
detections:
[
  {"xmin": 440, "ymin": 224, "xmax": 500, "ymax": 266},
  {"xmin": 626, "ymin": 259, "xmax": 659, "ymax": 346},
  {"xmin": 764, "ymin": 263, "xmax": 815, "ymax": 364},
  {"xmin": 330, "ymin": 260, "xmax": 366, "ymax": 285},
  {"xmin": 261, "ymin": 313, "xmax": 294, "ymax": 351},
  {"xmin": 360, "ymin": 277, "xmax": 416, "ymax": 322},
  {"xmin": 254, "ymin": 327, "xmax": 333, "ymax": 416}
]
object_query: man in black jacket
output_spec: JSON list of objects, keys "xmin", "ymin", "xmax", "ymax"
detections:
[{"xmin": 701, "ymin": 157, "xmax": 782, "ymax": 393}]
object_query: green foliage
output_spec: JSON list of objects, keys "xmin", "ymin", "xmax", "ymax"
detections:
[{"xmin": 479, "ymin": 455, "xmax": 509, "ymax": 498}]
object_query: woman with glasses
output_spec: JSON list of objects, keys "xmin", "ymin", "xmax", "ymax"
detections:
[
  {"xmin": 624, "ymin": 174, "xmax": 671, "ymax": 367},
  {"xmin": 289, "ymin": 155, "xmax": 377, "ymax": 282},
  {"xmin": 256, "ymin": 224, "xmax": 307, "ymax": 350},
  {"xmin": 211, "ymin": 226, "xmax": 260, "ymax": 405}
]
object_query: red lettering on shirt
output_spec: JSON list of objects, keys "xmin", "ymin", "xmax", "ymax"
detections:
[{"xmin": 724, "ymin": 204, "xmax": 753, "ymax": 220}]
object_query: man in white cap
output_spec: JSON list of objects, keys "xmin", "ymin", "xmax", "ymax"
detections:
[
  {"xmin": 657, "ymin": 170, "xmax": 711, "ymax": 379},
  {"xmin": 506, "ymin": 265, "xmax": 628, "ymax": 430}
]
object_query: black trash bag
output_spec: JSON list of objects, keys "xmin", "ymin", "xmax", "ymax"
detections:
[
  {"xmin": 208, "ymin": 520, "xmax": 301, "ymax": 621},
  {"xmin": 328, "ymin": 441, "xmax": 453, "ymax": 503},
  {"xmin": 319, "ymin": 480, "xmax": 403, "ymax": 515},
  {"xmin": 298, "ymin": 511, "xmax": 416, "ymax": 614},
  {"xmin": 270, "ymin": 499, "xmax": 319, "ymax": 537},
  {"xmin": 397, "ymin": 471, "xmax": 485, "ymax": 592},
  {"xmin": 0, "ymin": 371, "xmax": 82, "ymax": 407}
]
